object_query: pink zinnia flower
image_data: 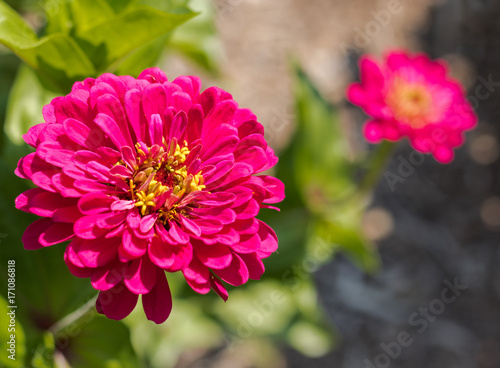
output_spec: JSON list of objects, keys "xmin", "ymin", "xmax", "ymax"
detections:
[
  {"xmin": 347, "ymin": 50, "xmax": 477, "ymax": 163},
  {"xmin": 15, "ymin": 68, "xmax": 284, "ymax": 324}
]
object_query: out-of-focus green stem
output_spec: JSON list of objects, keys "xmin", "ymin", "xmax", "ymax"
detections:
[
  {"xmin": 49, "ymin": 295, "xmax": 98, "ymax": 337},
  {"xmin": 358, "ymin": 141, "xmax": 396, "ymax": 194}
]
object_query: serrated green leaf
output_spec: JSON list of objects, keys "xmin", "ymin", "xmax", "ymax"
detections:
[
  {"xmin": 4, "ymin": 64, "xmax": 58, "ymax": 145},
  {"xmin": 0, "ymin": 296, "xmax": 26, "ymax": 367},
  {"xmin": 74, "ymin": 5, "xmax": 195, "ymax": 72}
]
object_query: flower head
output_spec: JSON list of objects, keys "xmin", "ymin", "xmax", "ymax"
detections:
[
  {"xmin": 347, "ymin": 50, "xmax": 477, "ymax": 163},
  {"xmin": 15, "ymin": 68, "xmax": 284, "ymax": 323}
]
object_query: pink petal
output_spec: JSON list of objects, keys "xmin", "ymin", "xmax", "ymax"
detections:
[
  {"xmin": 182, "ymin": 257, "xmax": 210, "ymax": 284},
  {"xmin": 231, "ymin": 233, "xmax": 260, "ymax": 254},
  {"xmin": 124, "ymin": 89, "xmax": 147, "ymax": 142},
  {"xmin": 138, "ymin": 67, "xmax": 168, "ymax": 84},
  {"xmin": 172, "ymin": 75, "xmax": 201, "ymax": 100},
  {"xmin": 124, "ymin": 256, "xmax": 157, "ymax": 294},
  {"xmin": 179, "ymin": 215, "xmax": 201, "ymax": 237},
  {"xmin": 63, "ymin": 118, "xmax": 95, "ymax": 149},
  {"xmin": 96, "ymin": 282, "xmax": 139, "ymax": 320},
  {"xmin": 209, "ymin": 273, "xmax": 228, "ymax": 301},
  {"xmin": 95, "ymin": 94, "xmax": 134, "ymax": 147},
  {"xmin": 142, "ymin": 84, "xmax": 167, "ymax": 125},
  {"xmin": 22, "ymin": 218, "xmax": 58, "ymax": 250},
  {"xmin": 74, "ymin": 214, "xmax": 109, "ymax": 239},
  {"xmin": 48, "ymin": 204, "xmax": 80, "ymax": 222},
  {"xmin": 213, "ymin": 253, "xmax": 249, "ymax": 286},
  {"xmin": 15, "ymin": 187, "xmax": 45, "ymax": 213},
  {"xmin": 77, "ymin": 237, "xmax": 119, "ymax": 268},
  {"xmin": 257, "ymin": 220, "xmax": 278, "ymax": 253},
  {"xmin": 148, "ymin": 236, "xmax": 192, "ymax": 272},
  {"xmin": 119, "ymin": 229, "xmax": 148, "ymax": 261},
  {"xmin": 78, "ymin": 192, "xmax": 114, "ymax": 214},
  {"xmin": 168, "ymin": 222, "xmax": 189, "ymax": 244},
  {"xmin": 347, "ymin": 83, "xmax": 367, "ymax": 106},
  {"xmin": 195, "ymin": 243, "xmax": 233, "ymax": 269},
  {"xmin": 196, "ymin": 192, "xmax": 235, "ymax": 207},
  {"xmin": 202, "ymin": 100, "xmax": 237, "ymax": 136},
  {"xmin": 93, "ymin": 113, "xmax": 129, "ymax": 149},
  {"xmin": 39, "ymin": 222, "xmax": 74, "ymax": 247},
  {"xmin": 239, "ymin": 252, "xmax": 265, "ymax": 280},
  {"xmin": 186, "ymin": 105, "xmax": 203, "ymax": 144},
  {"xmin": 234, "ymin": 199, "xmax": 260, "ymax": 220},
  {"xmin": 91, "ymin": 262, "xmax": 125, "ymax": 290},
  {"xmin": 260, "ymin": 175, "xmax": 285, "ymax": 204},
  {"xmin": 149, "ymin": 114, "xmax": 164, "ymax": 146},
  {"xmin": 142, "ymin": 269, "xmax": 172, "ymax": 324},
  {"xmin": 23, "ymin": 123, "xmax": 46, "ymax": 147},
  {"xmin": 64, "ymin": 241, "xmax": 93, "ymax": 278}
]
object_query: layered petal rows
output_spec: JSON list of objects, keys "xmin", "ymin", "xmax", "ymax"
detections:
[
  {"xmin": 15, "ymin": 68, "xmax": 285, "ymax": 323},
  {"xmin": 347, "ymin": 50, "xmax": 477, "ymax": 163}
]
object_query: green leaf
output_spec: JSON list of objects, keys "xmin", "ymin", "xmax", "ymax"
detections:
[
  {"xmin": 0, "ymin": 1, "xmax": 96, "ymax": 91},
  {"xmin": 314, "ymin": 218, "xmax": 380, "ymax": 273},
  {"xmin": 0, "ymin": 1, "xmax": 38, "ymax": 49},
  {"xmin": 106, "ymin": 0, "xmax": 138, "ymax": 14},
  {"xmin": 24, "ymin": 34, "xmax": 97, "ymax": 89},
  {"xmin": 31, "ymin": 333, "xmax": 55, "ymax": 368},
  {"xmin": 0, "ymin": 53, "xmax": 20, "ymax": 151},
  {"xmin": 138, "ymin": 0, "xmax": 190, "ymax": 12},
  {"xmin": 258, "ymin": 208, "xmax": 310, "ymax": 278},
  {"xmin": 44, "ymin": 0, "xmax": 73, "ymax": 35},
  {"xmin": 74, "ymin": 5, "xmax": 195, "ymax": 72},
  {"xmin": 168, "ymin": 0, "xmax": 223, "ymax": 75},
  {"xmin": 116, "ymin": 34, "xmax": 171, "ymax": 77},
  {"xmin": 70, "ymin": 0, "xmax": 115, "ymax": 33},
  {"xmin": 286, "ymin": 320, "xmax": 333, "ymax": 358},
  {"xmin": 4, "ymin": 64, "xmax": 58, "ymax": 145},
  {"xmin": 118, "ymin": 0, "xmax": 223, "ymax": 77},
  {"xmin": 0, "ymin": 296, "xmax": 26, "ymax": 367},
  {"xmin": 292, "ymin": 64, "xmax": 355, "ymax": 214},
  {"xmin": 57, "ymin": 315, "xmax": 139, "ymax": 368}
]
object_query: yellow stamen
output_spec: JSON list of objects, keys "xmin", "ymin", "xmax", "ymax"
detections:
[
  {"xmin": 386, "ymin": 77, "xmax": 434, "ymax": 129},
  {"xmin": 122, "ymin": 141, "xmax": 205, "ymax": 220}
]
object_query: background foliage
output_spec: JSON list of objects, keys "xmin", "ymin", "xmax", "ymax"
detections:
[{"xmin": 0, "ymin": 1, "xmax": 378, "ymax": 366}]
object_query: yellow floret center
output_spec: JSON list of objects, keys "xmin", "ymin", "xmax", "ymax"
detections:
[
  {"xmin": 126, "ymin": 141, "xmax": 205, "ymax": 220},
  {"xmin": 386, "ymin": 77, "xmax": 434, "ymax": 129}
]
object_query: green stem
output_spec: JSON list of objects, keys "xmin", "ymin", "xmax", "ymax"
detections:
[
  {"xmin": 358, "ymin": 141, "xmax": 396, "ymax": 194},
  {"xmin": 49, "ymin": 295, "xmax": 98, "ymax": 336}
]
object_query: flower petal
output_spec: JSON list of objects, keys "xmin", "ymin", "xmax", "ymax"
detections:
[
  {"xmin": 96, "ymin": 282, "xmax": 139, "ymax": 320},
  {"xmin": 142, "ymin": 269, "xmax": 172, "ymax": 324},
  {"xmin": 124, "ymin": 256, "xmax": 157, "ymax": 294}
]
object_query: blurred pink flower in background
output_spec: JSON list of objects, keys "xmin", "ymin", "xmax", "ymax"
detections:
[
  {"xmin": 15, "ymin": 68, "xmax": 284, "ymax": 324},
  {"xmin": 347, "ymin": 50, "xmax": 477, "ymax": 163}
]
